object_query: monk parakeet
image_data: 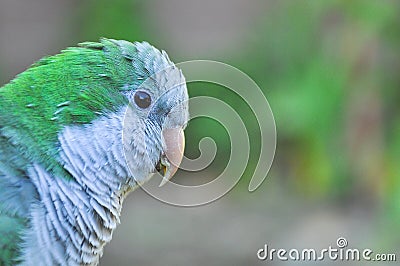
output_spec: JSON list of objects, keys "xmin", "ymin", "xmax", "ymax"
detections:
[{"xmin": 0, "ymin": 38, "xmax": 188, "ymax": 265}]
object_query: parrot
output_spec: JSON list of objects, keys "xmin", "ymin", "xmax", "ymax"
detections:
[{"xmin": 0, "ymin": 38, "xmax": 189, "ymax": 265}]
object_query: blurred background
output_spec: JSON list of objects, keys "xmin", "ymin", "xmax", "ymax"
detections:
[{"xmin": 0, "ymin": 0, "xmax": 399, "ymax": 265}]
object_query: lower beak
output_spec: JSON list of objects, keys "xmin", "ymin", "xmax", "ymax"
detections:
[{"xmin": 157, "ymin": 128, "xmax": 185, "ymax": 186}]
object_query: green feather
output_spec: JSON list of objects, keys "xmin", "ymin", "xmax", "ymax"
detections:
[
  {"xmin": 0, "ymin": 38, "xmax": 148, "ymax": 178},
  {"xmin": 0, "ymin": 214, "xmax": 25, "ymax": 265}
]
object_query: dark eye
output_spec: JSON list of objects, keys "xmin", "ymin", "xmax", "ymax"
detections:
[{"xmin": 134, "ymin": 91, "xmax": 152, "ymax": 109}]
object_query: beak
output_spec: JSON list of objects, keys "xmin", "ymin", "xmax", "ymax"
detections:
[{"xmin": 156, "ymin": 128, "xmax": 185, "ymax": 186}]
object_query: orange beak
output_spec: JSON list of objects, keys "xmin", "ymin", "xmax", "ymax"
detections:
[{"xmin": 158, "ymin": 128, "xmax": 185, "ymax": 186}]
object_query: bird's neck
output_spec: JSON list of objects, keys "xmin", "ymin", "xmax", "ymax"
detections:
[
  {"xmin": 21, "ymin": 112, "xmax": 137, "ymax": 266},
  {"xmin": 22, "ymin": 165, "xmax": 132, "ymax": 266}
]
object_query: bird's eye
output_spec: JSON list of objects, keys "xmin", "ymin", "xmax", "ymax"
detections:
[{"xmin": 134, "ymin": 91, "xmax": 152, "ymax": 109}]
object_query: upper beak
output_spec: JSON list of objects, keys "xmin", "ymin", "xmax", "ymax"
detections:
[{"xmin": 157, "ymin": 128, "xmax": 185, "ymax": 186}]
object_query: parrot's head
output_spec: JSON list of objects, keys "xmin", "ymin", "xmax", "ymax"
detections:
[{"xmin": 120, "ymin": 41, "xmax": 189, "ymax": 187}]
